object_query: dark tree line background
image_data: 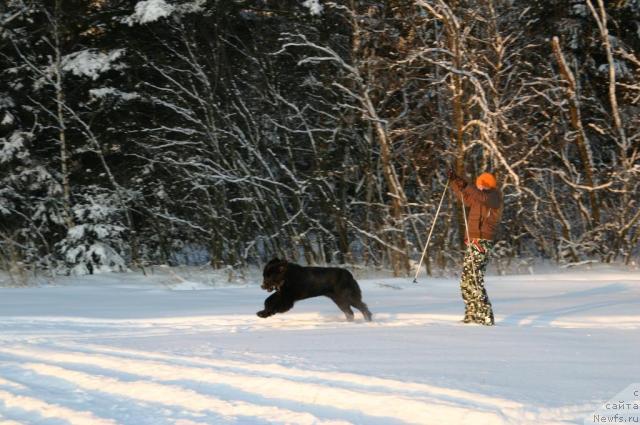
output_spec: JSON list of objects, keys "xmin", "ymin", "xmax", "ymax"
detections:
[{"xmin": 1, "ymin": 0, "xmax": 639, "ymax": 279}]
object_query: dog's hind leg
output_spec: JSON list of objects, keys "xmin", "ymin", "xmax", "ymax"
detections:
[
  {"xmin": 355, "ymin": 302, "xmax": 373, "ymax": 322},
  {"xmin": 345, "ymin": 277, "xmax": 372, "ymax": 322},
  {"xmin": 330, "ymin": 296, "xmax": 355, "ymax": 321},
  {"xmin": 351, "ymin": 298, "xmax": 373, "ymax": 322}
]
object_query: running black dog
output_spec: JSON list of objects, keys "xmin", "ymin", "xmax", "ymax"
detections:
[{"xmin": 257, "ymin": 258, "xmax": 373, "ymax": 322}]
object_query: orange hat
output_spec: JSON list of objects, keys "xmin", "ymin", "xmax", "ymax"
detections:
[{"xmin": 476, "ymin": 172, "xmax": 497, "ymax": 189}]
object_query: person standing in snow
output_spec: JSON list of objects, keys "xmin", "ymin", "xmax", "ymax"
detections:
[{"xmin": 447, "ymin": 169, "xmax": 503, "ymax": 326}]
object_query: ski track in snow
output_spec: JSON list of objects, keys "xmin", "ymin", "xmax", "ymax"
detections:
[
  {"xmin": 0, "ymin": 386, "xmax": 118, "ymax": 425},
  {"xmin": 0, "ymin": 313, "xmax": 608, "ymax": 424},
  {"xmin": 0, "ymin": 342, "xmax": 591, "ymax": 425}
]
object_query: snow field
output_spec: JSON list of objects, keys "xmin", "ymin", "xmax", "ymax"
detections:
[{"xmin": 0, "ymin": 267, "xmax": 638, "ymax": 424}]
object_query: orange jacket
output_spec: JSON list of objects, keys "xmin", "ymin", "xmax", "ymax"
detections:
[{"xmin": 451, "ymin": 177, "xmax": 503, "ymax": 241}]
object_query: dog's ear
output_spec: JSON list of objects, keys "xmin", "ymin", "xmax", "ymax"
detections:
[
  {"xmin": 264, "ymin": 258, "xmax": 287, "ymax": 273},
  {"xmin": 265, "ymin": 258, "xmax": 281, "ymax": 269},
  {"xmin": 277, "ymin": 259, "xmax": 288, "ymax": 273}
]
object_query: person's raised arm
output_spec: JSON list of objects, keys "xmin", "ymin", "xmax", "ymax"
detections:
[{"xmin": 448, "ymin": 169, "xmax": 472, "ymax": 206}]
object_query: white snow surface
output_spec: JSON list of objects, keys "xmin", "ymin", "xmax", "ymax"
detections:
[{"xmin": 0, "ymin": 265, "xmax": 638, "ymax": 424}]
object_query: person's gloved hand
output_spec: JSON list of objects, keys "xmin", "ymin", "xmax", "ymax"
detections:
[{"xmin": 447, "ymin": 168, "xmax": 467, "ymax": 188}]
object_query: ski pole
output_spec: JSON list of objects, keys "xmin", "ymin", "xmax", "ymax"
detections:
[{"xmin": 413, "ymin": 179, "xmax": 449, "ymax": 283}]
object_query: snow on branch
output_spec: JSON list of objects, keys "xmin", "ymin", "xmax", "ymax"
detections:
[
  {"xmin": 302, "ymin": 0, "xmax": 324, "ymax": 16},
  {"xmin": 62, "ymin": 49, "xmax": 126, "ymax": 80},
  {"xmin": 89, "ymin": 87, "xmax": 140, "ymax": 101},
  {"xmin": 0, "ymin": 131, "xmax": 30, "ymax": 164},
  {"xmin": 126, "ymin": 0, "xmax": 174, "ymax": 24},
  {"xmin": 124, "ymin": 0, "xmax": 205, "ymax": 25},
  {"xmin": 274, "ymin": 33, "xmax": 359, "ymax": 76}
]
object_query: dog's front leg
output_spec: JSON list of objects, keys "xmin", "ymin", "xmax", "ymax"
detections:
[
  {"xmin": 257, "ymin": 292, "xmax": 276, "ymax": 317},
  {"xmin": 257, "ymin": 292, "xmax": 293, "ymax": 318}
]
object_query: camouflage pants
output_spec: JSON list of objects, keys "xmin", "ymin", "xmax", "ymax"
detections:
[{"xmin": 460, "ymin": 239, "xmax": 495, "ymax": 325}]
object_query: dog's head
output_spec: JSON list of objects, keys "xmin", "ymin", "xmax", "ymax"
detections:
[{"xmin": 261, "ymin": 258, "xmax": 288, "ymax": 292}]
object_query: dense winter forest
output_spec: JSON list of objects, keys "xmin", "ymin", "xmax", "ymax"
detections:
[{"xmin": 0, "ymin": 0, "xmax": 638, "ymax": 278}]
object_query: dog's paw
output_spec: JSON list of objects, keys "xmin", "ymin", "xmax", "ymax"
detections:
[{"xmin": 256, "ymin": 310, "xmax": 270, "ymax": 318}]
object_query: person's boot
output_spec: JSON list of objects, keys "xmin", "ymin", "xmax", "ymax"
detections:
[{"xmin": 481, "ymin": 310, "xmax": 495, "ymax": 326}]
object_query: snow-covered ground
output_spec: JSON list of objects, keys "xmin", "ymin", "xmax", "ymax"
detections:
[{"xmin": 0, "ymin": 265, "xmax": 638, "ymax": 425}]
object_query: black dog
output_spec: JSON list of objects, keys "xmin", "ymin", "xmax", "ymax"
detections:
[{"xmin": 257, "ymin": 258, "xmax": 373, "ymax": 322}]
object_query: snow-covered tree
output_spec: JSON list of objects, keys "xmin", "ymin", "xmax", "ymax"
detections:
[
  {"xmin": 56, "ymin": 187, "xmax": 126, "ymax": 275},
  {"xmin": 1, "ymin": 0, "xmax": 638, "ymax": 276}
]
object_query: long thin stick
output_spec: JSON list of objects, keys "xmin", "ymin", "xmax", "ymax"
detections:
[{"xmin": 413, "ymin": 179, "xmax": 449, "ymax": 283}]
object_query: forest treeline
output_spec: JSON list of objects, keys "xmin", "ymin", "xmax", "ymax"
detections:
[{"xmin": 0, "ymin": 0, "xmax": 638, "ymax": 278}]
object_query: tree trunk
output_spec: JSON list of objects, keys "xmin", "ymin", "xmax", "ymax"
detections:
[
  {"xmin": 53, "ymin": 0, "xmax": 73, "ymax": 229},
  {"xmin": 551, "ymin": 37, "xmax": 600, "ymax": 226}
]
